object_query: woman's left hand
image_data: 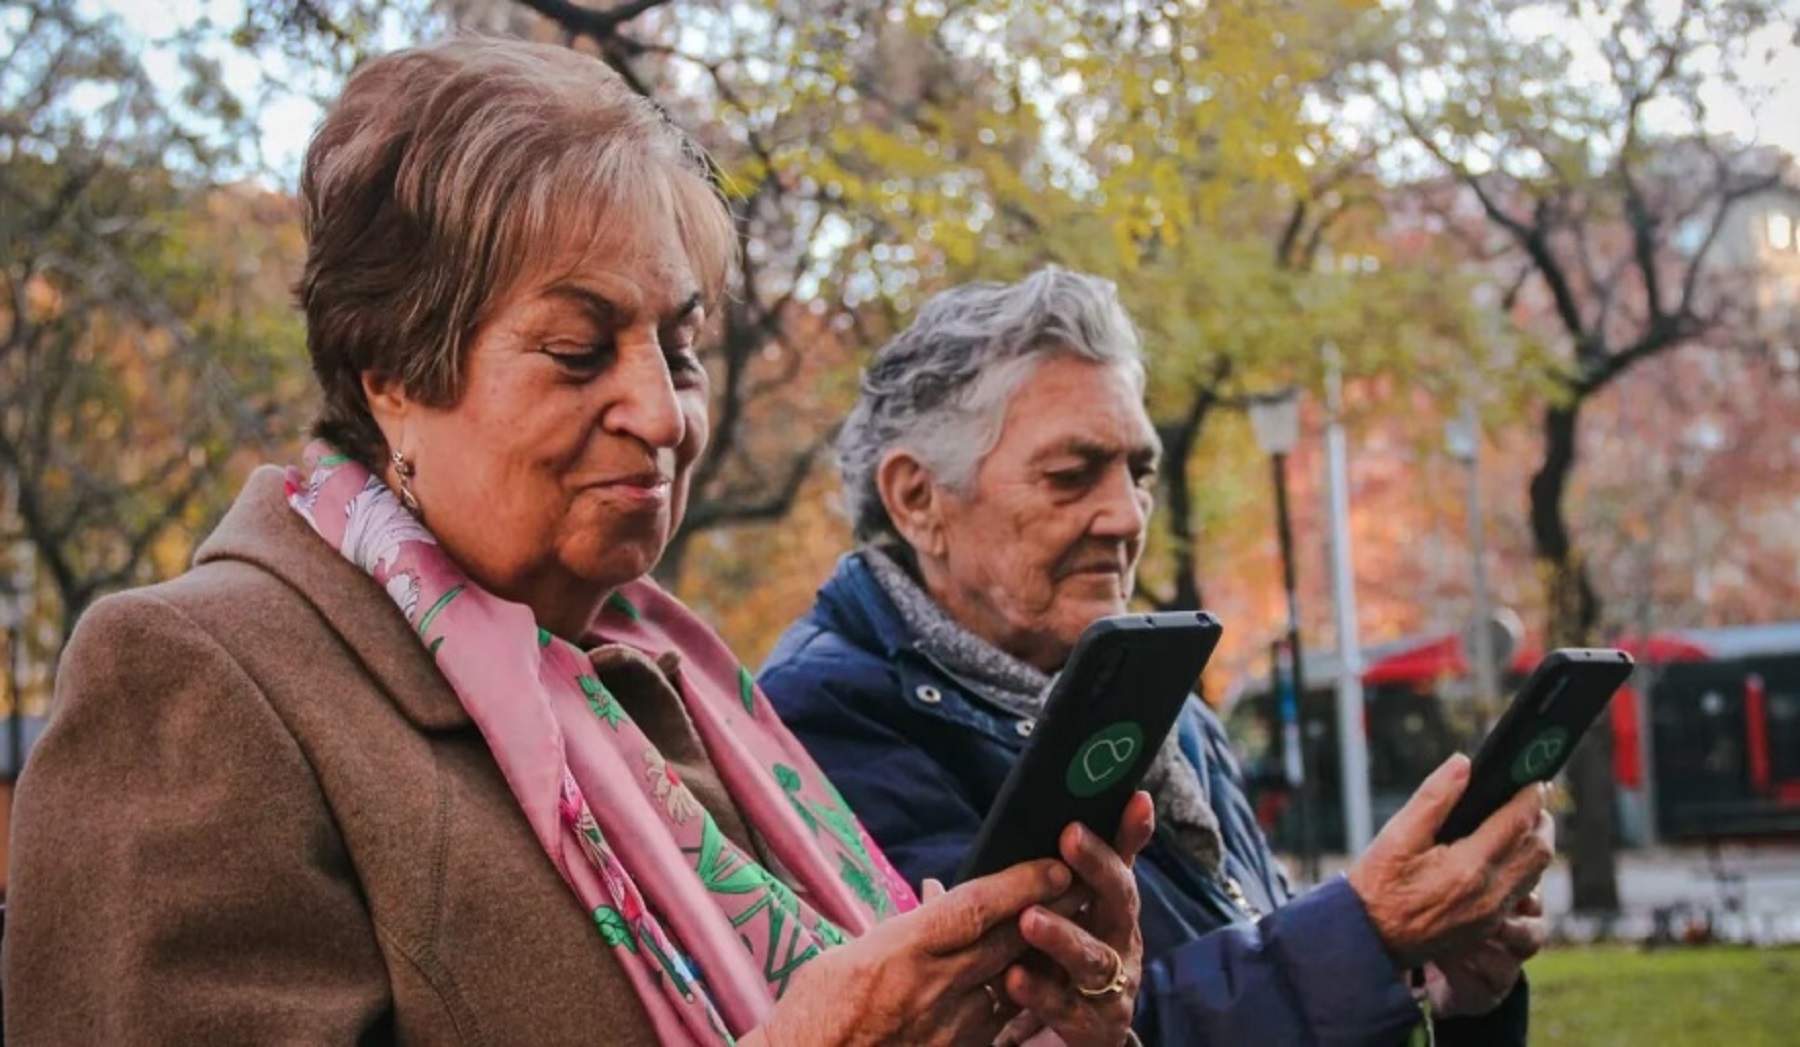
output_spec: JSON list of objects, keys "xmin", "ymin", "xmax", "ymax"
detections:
[
  {"xmin": 997, "ymin": 790, "xmax": 1155, "ymax": 1047},
  {"xmin": 1425, "ymin": 890, "xmax": 1548, "ymax": 1018}
]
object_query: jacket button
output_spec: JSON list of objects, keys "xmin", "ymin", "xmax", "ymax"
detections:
[
  {"xmin": 1015, "ymin": 719, "xmax": 1035, "ymax": 738},
  {"xmin": 915, "ymin": 685, "xmax": 943, "ymax": 704}
]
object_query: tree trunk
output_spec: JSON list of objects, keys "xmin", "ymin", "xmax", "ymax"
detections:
[
  {"xmin": 1150, "ymin": 388, "xmax": 1220, "ymax": 615},
  {"xmin": 1158, "ymin": 450, "xmax": 1205, "ymax": 613},
  {"xmin": 1527, "ymin": 401, "xmax": 1618, "ymax": 913}
]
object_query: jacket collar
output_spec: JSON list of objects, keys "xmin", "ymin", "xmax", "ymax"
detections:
[
  {"xmin": 815, "ymin": 551, "xmax": 1037, "ymax": 748},
  {"xmin": 814, "ymin": 552, "xmax": 924, "ymax": 662},
  {"xmin": 194, "ymin": 466, "xmax": 472, "ymax": 731}
]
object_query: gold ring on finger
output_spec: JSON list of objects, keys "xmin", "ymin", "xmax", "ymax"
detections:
[{"xmin": 1076, "ymin": 944, "xmax": 1128, "ymax": 1001}]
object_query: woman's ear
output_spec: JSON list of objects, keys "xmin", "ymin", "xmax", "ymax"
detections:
[
  {"xmin": 361, "ymin": 370, "xmax": 410, "ymax": 446},
  {"xmin": 876, "ymin": 450, "xmax": 948, "ymax": 559}
]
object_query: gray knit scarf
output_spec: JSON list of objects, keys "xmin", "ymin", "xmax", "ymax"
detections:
[{"xmin": 863, "ymin": 547, "xmax": 1224, "ymax": 873}]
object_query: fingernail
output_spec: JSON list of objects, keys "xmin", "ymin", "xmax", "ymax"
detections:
[{"xmin": 1048, "ymin": 862, "xmax": 1072, "ymax": 891}]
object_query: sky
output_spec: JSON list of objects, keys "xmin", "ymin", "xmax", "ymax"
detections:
[{"xmin": 75, "ymin": 0, "xmax": 1800, "ymax": 187}]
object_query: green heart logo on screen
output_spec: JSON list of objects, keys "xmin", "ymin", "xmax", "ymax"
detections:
[
  {"xmin": 1510, "ymin": 726, "xmax": 1571, "ymax": 786},
  {"xmin": 1067, "ymin": 722, "xmax": 1146, "ymax": 798}
]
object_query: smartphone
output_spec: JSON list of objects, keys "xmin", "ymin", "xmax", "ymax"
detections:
[
  {"xmin": 955, "ymin": 611, "xmax": 1224, "ymax": 884},
  {"xmin": 1435, "ymin": 647, "xmax": 1635, "ymax": 844}
]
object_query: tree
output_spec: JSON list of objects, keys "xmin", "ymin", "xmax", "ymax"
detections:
[
  {"xmin": 1369, "ymin": 0, "xmax": 1794, "ymax": 911},
  {"xmin": 0, "ymin": 1, "xmax": 310, "ymax": 666}
]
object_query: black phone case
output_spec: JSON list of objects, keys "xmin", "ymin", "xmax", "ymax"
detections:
[
  {"xmin": 1435, "ymin": 647, "xmax": 1635, "ymax": 843},
  {"xmin": 955, "ymin": 611, "xmax": 1224, "ymax": 884}
]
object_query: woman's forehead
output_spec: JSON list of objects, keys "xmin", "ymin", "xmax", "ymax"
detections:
[{"xmin": 516, "ymin": 218, "xmax": 703, "ymax": 320}]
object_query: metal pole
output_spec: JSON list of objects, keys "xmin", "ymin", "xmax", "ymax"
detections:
[
  {"xmin": 6, "ymin": 622, "xmax": 20, "ymax": 780},
  {"xmin": 1323, "ymin": 347, "xmax": 1373, "ymax": 853},
  {"xmin": 1271, "ymin": 451, "xmax": 1319, "ymax": 882},
  {"xmin": 1631, "ymin": 626, "xmax": 1662, "ymax": 848},
  {"xmin": 1462, "ymin": 398, "xmax": 1500, "ymax": 728},
  {"xmin": 1274, "ymin": 638, "xmax": 1303, "ymax": 791}
]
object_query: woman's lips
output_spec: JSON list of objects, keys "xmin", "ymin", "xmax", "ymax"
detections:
[{"xmin": 587, "ymin": 473, "xmax": 672, "ymax": 504}]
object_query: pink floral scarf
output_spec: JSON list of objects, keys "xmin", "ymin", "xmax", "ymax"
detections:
[{"xmin": 286, "ymin": 444, "xmax": 916, "ymax": 1044}]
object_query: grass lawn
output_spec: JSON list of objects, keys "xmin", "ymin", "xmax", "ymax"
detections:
[{"xmin": 1530, "ymin": 945, "xmax": 1800, "ymax": 1045}]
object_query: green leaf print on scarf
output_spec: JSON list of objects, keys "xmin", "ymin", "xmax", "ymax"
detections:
[
  {"xmin": 638, "ymin": 927, "xmax": 695, "ymax": 1000},
  {"xmin": 606, "ymin": 591, "xmax": 642, "ymax": 621},
  {"xmin": 738, "ymin": 666, "xmax": 757, "ymax": 716},
  {"xmin": 416, "ymin": 585, "xmax": 464, "ymax": 636},
  {"xmin": 685, "ymin": 812, "xmax": 830, "ymax": 997},
  {"xmin": 813, "ymin": 916, "xmax": 848, "ymax": 948},
  {"xmin": 593, "ymin": 906, "xmax": 639, "ymax": 952},
  {"xmin": 689, "ymin": 811, "xmax": 779, "ymax": 898},
  {"xmin": 579, "ymin": 674, "xmax": 626, "ymax": 729},
  {"xmin": 773, "ymin": 764, "xmax": 892, "ymax": 918}
]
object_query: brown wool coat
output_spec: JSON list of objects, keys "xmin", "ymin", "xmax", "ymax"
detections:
[{"xmin": 2, "ymin": 467, "xmax": 765, "ymax": 1045}]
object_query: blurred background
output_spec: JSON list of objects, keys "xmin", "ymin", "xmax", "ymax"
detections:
[{"xmin": 3, "ymin": 1, "xmax": 1798, "ymax": 1040}]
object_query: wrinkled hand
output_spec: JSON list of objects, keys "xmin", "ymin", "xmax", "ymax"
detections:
[
  {"xmin": 745, "ymin": 857, "xmax": 1073, "ymax": 1047},
  {"xmin": 996, "ymin": 790, "xmax": 1156, "ymax": 1047},
  {"xmin": 1425, "ymin": 891, "xmax": 1548, "ymax": 1017},
  {"xmin": 1346, "ymin": 755, "xmax": 1555, "ymax": 969}
]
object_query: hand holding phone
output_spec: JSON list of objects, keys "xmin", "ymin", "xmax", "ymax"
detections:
[
  {"xmin": 955, "ymin": 611, "xmax": 1224, "ymax": 884},
  {"xmin": 1434, "ymin": 647, "xmax": 1634, "ymax": 844}
]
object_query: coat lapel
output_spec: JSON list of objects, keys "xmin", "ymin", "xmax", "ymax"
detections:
[{"xmin": 194, "ymin": 466, "xmax": 471, "ymax": 731}]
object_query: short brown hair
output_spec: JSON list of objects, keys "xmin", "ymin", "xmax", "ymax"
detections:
[{"xmin": 296, "ymin": 36, "xmax": 738, "ymax": 468}]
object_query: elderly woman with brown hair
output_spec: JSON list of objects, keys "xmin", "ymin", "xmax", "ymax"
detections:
[{"xmin": 2, "ymin": 39, "xmax": 1148, "ymax": 1046}]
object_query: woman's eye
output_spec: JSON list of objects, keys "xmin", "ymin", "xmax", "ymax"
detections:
[{"xmin": 543, "ymin": 344, "xmax": 613, "ymax": 371}]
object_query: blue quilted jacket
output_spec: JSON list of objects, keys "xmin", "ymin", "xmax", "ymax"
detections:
[{"xmin": 758, "ymin": 553, "xmax": 1527, "ymax": 1046}]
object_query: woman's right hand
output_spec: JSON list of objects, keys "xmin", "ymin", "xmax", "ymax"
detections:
[
  {"xmin": 744, "ymin": 857, "xmax": 1075, "ymax": 1046},
  {"xmin": 1345, "ymin": 754, "xmax": 1555, "ymax": 969}
]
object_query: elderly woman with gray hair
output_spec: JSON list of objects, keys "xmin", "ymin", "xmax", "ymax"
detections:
[{"xmin": 760, "ymin": 267, "xmax": 1551, "ymax": 1045}]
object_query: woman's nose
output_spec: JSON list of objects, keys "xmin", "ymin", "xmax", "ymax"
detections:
[
  {"xmin": 603, "ymin": 344, "xmax": 686, "ymax": 449},
  {"xmin": 1093, "ymin": 467, "xmax": 1150, "ymax": 538}
]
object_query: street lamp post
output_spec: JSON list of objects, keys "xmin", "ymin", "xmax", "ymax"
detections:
[
  {"xmin": 1322, "ymin": 346, "xmax": 1374, "ymax": 855},
  {"xmin": 1248, "ymin": 387, "xmax": 1319, "ymax": 881},
  {"xmin": 1445, "ymin": 398, "xmax": 1501, "ymax": 726}
]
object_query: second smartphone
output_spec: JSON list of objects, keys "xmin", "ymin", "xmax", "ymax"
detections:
[{"xmin": 1435, "ymin": 647, "xmax": 1636, "ymax": 844}]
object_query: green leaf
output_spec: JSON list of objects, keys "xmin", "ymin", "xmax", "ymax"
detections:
[
  {"xmin": 738, "ymin": 666, "xmax": 757, "ymax": 716},
  {"xmin": 416, "ymin": 585, "xmax": 464, "ymax": 636},
  {"xmin": 593, "ymin": 906, "xmax": 638, "ymax": 952},
  {"xmin": 579, "ymin": 675, "xmax": 625, "ymax": 728}
]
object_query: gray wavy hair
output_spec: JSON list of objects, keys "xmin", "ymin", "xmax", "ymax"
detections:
[{"xmin": 837, "ymin": 266, "xmax": 1147, "ymax": 545}]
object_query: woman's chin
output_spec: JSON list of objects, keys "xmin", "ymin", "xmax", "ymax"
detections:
[
  {"xmin": 563, "ymin": 530, "xmax": 670, "ymax": 591},
  {"xmin": 1058, "ymin": 576, "xmax": 1131, "ymax": 615}
]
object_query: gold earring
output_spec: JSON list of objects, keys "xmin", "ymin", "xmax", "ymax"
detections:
[{"xmin": 391, "ymin": 449, "xmax": 421, "ymax": 515}]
